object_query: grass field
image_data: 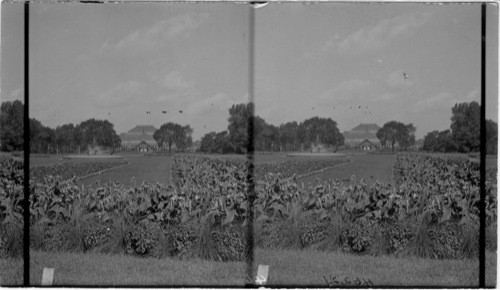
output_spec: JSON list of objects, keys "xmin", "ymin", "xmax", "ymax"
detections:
[
  {"xmin": 254, "ymin": 153, "xmax": 348, "ymax": 164},
  {"xmin": 254, "ymin": 248, "xmax": 496, "ymax": 287},
  {"xmin": 29, "ymin": 156, "xmax": 125, "ymax": 167},
  {"xmin": 78, "ymin": 155, "xmax": 174, "ymax": 187},
  {"xmin": 26, "ymin": 251, "xmax": 246, "ymax": 286},
  {"xmin": 0, "ymin": 258, "xmax": 23, "ymax": 286},
  {"xmin": 298, "ymin": 154, "xmax": 395, "ymax": 185},
  {"xmin": 3, "ymin": 248, "xmax": 495, "ymax": 287}
]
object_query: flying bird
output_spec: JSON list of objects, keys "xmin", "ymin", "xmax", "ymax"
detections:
[
  {"xmin": 179, "ymin": 110, "xmax": 183, "ymax": 113},
  {"xmin": 146, "ymin": 111, "xmax": 151, "ymax": 114},
  {"xmin": 162, "ymin": 111, "xmax": 167, "ymax": 114},
  {"xmin": 403, "ymin": 72, "xmax": 408, "ymax": 79}
]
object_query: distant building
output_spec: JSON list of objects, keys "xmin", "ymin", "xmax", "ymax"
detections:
[
  {"xmin": 120, "ymin": 125, "xmax": 159, "ymax": 152},
  {"xmin": 343, "ymin": 123, "xmax": 381, "ymax": 150}
]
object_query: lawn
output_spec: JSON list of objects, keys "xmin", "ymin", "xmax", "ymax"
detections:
[
  {"xmin": 78, "ymin": 155, "xmax": 174, "ymax": 187},
  {"xmin": 0, "ymin": 257, "xmax": 23, "ymax": 286},
  {"xmin": 27, "ymin": 251, "xmax": 247, "ymax": 286},
  {"xmin": 30, "ymin": 155, "xmax": 124, "ymax": 167},
  {"xmin": 254, "ymin": 152, "xmax": 347, "ymax": 164},
  {"xmin": 298, "ymin": 154, "xmax": 396, "ymax": 185},
  {"xmin": 4, "ymin": 248, "xmax": 494, "ymax": 287},
  {"xmin": 253, "ymin": 248, "xmax": 496, "ymax": 287}
]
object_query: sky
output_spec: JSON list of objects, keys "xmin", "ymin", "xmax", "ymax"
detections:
[
  {"xmin": 254, "ymin": 3, "xmax": 498, "ymax": 138},
  {"xmin": 1, "ymin": 2, "xmax": 498, "ymax": 140}
]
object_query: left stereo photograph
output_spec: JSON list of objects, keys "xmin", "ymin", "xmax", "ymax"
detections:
[{"xmin": 1, "ymin": 1, "xmax": 253, "ymax": 286}]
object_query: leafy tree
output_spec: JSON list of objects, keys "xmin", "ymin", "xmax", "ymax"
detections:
[
  {"xmin": 227, "ymin": 103, "xmax": 253, "ymax": 154},
  {"xmin": 153, "ymin": 122, "xmax": 193, "ymax": 153},
  {"xmin": 278, "ymin": 121, "xmax": 299, "ymax": 151},
  {"xmin": 423, "ymin": 129, "xmax": 457, "ymax": 152},
  {"xmin": 376, "ymin": 121, "xmax": 416, "ymax": 151},
  {"xmin": 55, "ymin": 123, "xmax": 76, "ymax": 154},
  {"xmin": 299, "ymin": 117, "xmax": 344, "ymax": 151},
  {"xmin": 200, "ymin": 132, "xmax": 217, "ymax": 153},
  {"xmin": 486, "ymin": 119, "xmax": 498, "ymax": 155},
  {"xmin": 450, "ymin": 101, "xmax": 480, "ymax": 152},
  {"xmin": 74, "ymin": 119, "xmax": 121, "ymax": 151},
  {"xmin": 200, "ymin": 131, "xmax": 234, "ymax": 154},
  {"xmin": 400, "ymin": 124, "xmax": 416, "ymax": 149},
  {"xmin": 30, "ymin": 118, "xmax": 56, "ymax": 154},
  {"xmin": 0, "ymin": 101, "xmax": 24, "ymax": 151},
  {"xmin": 436, "ymin": 129, "xmax": 458, "ymax": 152},
  {"xmin": 422, "ymin": 130, "xmax": 439, "ymax": 152},
  {"xmin": 254, "ymin": 116, "xmax": 279, "ymax": 151}
]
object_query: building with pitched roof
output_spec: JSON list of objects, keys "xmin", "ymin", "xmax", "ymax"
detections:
[
  {"xmin": 120, "ymin": 125, "xmax": 159, "ymax": 151},
  {"xmin": 343, "ymin": 123, "xmax": 381, "ymax": 150}
]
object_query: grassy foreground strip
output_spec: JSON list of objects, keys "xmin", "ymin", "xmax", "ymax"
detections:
[
  {"xmin": 28, "ymin": 251, "xmax": 246, "ymax": 286},
  {"xmin": 254, "ymin": 248, "xmax": 496, "ymax": 287},
  {"xmin": 0, "ymin": 258, "xmax": 23, "ymax": 285}
]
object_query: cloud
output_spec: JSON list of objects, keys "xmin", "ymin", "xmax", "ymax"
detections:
[
  {"xmin": 325, "ymin": 12, "xmax": 432, "ymax": 54},
  {"xmin": 101, "ymin": 12, "xmax": 209, "ymax": 54},
  {"xmin": 2, "ymin": 88, "xmax": 23, "ymax": 103},
  {"xmin": 464, "ymin": 89, "xmax": 479, "ymax": 101},
  {"xmin": 412, "ymin": 89, "xmax": 479, "ymax": 113},
  {"xmin": 97, "ymin": 81, "xmax": 145, "ymax": 108},
  {"xmin": 76, "ymin": 54, "xmax": 91, "ymax": 63},
  {"xmin": 335, "ymin": 79, "xmax": 371, "ymax": 93},
  {"xmin": 187, "ymin": 93, "xmax": 248, "ymax": 115},
  {"xmin": 413, "ymin": 92, "xmax": 453, "ymax": 113},
  {"xmin": 155, "ymin": 71, "xmax": 196, "ymax": 102},
  {"xmin": 157, "ymin": 71, "xmax": 193, "ymax": 91},
  {"xmin": 8, "ymin": 88, "xmax": 22, "ymax": 101}
]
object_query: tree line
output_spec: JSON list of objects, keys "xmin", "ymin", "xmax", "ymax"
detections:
[
  {"xmin": 1, "ymin": 100, "xmax": 121, "ymax": 154},
  {"xmin": 1, "ymin": 99, "xmax": 497, "ymax": 155},
  {"xmin": 422, "ymin": 101, "xmax": 497, "ymax": 154},
  {"xmin": 199, "ymin": 103, "xmax": 345, "ymax": 154}
]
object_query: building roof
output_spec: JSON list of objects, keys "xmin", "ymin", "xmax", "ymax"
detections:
[
  {"xmin": 350, "ymin": 123, "xmax": 380, "ymax": 132},
  {"xmin": 120, "ymin": 125, "xmax": 158, "ymax": 145},
  {"xmin": 120, "ymin": 132, "xmax": 156, "ymax": 143},
  {"xmin": 127, "ymin": 125, "xmax": 158, "ymax": 134},
  {"xmin": 343, "ymin": 131, "xmax": 380, "ymax": 142}
]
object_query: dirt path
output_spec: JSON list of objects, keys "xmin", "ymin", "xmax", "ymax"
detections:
[{"xmin": 298, "ymin": 154, "xmax": 396, "ymax": 185}]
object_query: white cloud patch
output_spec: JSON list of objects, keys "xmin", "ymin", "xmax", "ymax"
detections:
[
  {"xmin": 335, "ymin": 79, "xmax": 371, "ymax": 93},
  {"xmin": 1, "ymin": 88, "xmax": 23, "ymax": 103},
  {"xmin": 464, "ymin": 89, "xmax": 479, "ymax": 101},
  {"xmin": 158, "ymin": 71, "xmax": 193, "ymax": 91},
  {"xmin": 326, "ymin": 12, "xmax": 432, "ymax": 54},
  {"xmin": 187, "ymin": 93, "xmax": 248, "ymax": 115},
  {"xmin": 97, "ymin": 81, "xmax": 145, "ymax": 108},
  {"xmin": 412, "ymin": 89, "xmax": 480, "ymax": 113},
  {"xmin": 102, "ymin": 12, "xmax": 209, "ymax": 54},
  {"xmin": 155, "ymin": 71, "xmax": 196, "ymax": 102},
  {"xmin": 319, "ymin": 79, "xmax": 371, "ymax": 102},
  {"xmin": 8, "ymin": 88, "xmax": 22, "ymax": 101}
]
